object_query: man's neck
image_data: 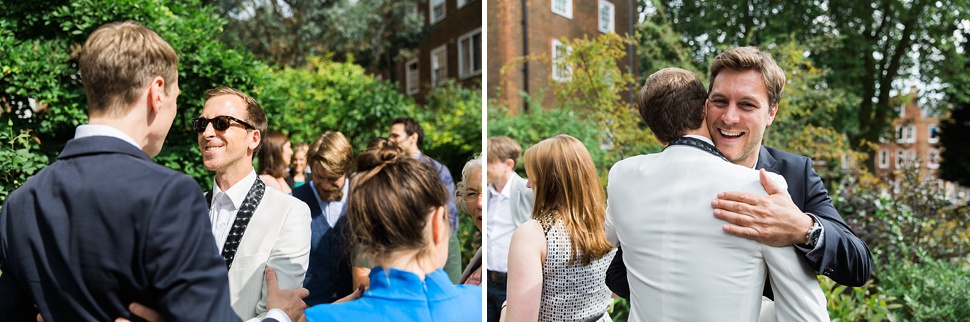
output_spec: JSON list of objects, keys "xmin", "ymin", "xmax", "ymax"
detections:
[
  {"xmin": 491, "ymin": 173, "xmax": 512, "ymax": 193},
  {"xmin": 683, "ymin": 127, "xmax": 712, "ymax": 141},
  {"xmin": 215, "ymin": 163, "xmax": 254, "ymax": 192},
  {"xmin": 88, "ymin": 115, "xmax": 148, "ymax": 151}
]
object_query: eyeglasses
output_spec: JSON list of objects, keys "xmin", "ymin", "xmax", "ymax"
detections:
[
  {"xmin": 464, "ymin": 191, "xmax": 483, "ymax": 201},
  {"xmin": 192, "ymin": 115, "xmax": 256, "ymax": 133}
]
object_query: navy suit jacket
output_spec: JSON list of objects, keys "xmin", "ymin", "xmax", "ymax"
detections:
[
  {"xmin": 0, "ymin": 136, "xmax": 240, "ymax": 321},
  {"xmin": 291, "ymin": 183, "xmax": 353, "ymax": 306},
  {"xmin": 606, "ymin": 145, "xmax": 873, "ymax": 299}
]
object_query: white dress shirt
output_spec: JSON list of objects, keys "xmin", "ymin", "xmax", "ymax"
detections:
[
  {"xmin": 486, "ymin": 179, "xmax": 515, "ymax": 272},
  {"xmin": 209, "ymin": 170, "xmax": 258, "ymax": 253}
]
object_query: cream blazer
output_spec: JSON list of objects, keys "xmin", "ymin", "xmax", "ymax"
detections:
[
  {"xmin": 605, "ymin": 144, "xmax": 828, "ymax": 322},
  {"xmin": 228, "ymin": 187, "xmax": 311, "ymax": 322}
]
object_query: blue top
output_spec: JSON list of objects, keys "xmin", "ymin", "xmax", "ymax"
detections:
[{"xmin": 305, "ymin": 267, "xmax": 482, "ymax": 322}]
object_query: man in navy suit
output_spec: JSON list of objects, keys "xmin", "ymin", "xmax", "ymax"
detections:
[
  {"xmin": 290, "ymin": 131, "xmax": 356, "ymax": 305},
  {"xmin": 607, "ymin": 47, "xmax": 873, "ymax": 299},
  {"xmin": 0, "ymin": 21, "xmax": 305, "ymax": 322}
]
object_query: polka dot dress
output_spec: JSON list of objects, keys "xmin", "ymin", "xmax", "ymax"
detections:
[{"xmin": 539, "ymin": 218, "xmax": 617, "ymax": 322}]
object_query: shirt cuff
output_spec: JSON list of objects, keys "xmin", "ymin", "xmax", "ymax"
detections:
[
  {"xmin": 265, "ymin": 308, "xmax": 291, "ymax": 322},
  {"xmin": 793, "ymin": 213, "xmax": 824, "ymax": 262}
]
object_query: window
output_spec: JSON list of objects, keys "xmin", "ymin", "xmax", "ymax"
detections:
[
  {"xmin": 599, "ymin": 0, "xmax": 615, "ymax": 33},
  {"xmin": 405, "ymin": 59, "xmax": 419, "ymax": 95},
  {"xmin": 878, "ymin": 150, "xmax": 889, "ymax": 169},
  {"xmin": 458, "ymin": 0, "xmax": 469, "ymax": 8},
  {"xmin": 430, "ymin": 0, "xmax": 445, "ymax": 24},
  {"xmin": 928, "ymin": 148, "xmax": 940, "ymax": 169},
  {"xmin": 896, "ymin": 124, "xmax": 915, "ymax": 144},
  {"xmin": 895, "ymin": 150, "xmax": 905, "ymax": 168},
  {"xmin": 929, "ymin": 125, "xmax": 940, "ymax": 144},
  {"xmin": 551, "ymin": 0, "xmax": 572, "ymax": 18},
  {"xmin": 908, "ymin": 150, "xmax": 917, "ymax": 167},
  {"xmin": 899, "ymin": 104, "xmax": 906, "ymax": 118},
  {"xmin": 551, "ymin": 39, "xmax": 572, "ymax": 82},
  {"xmin": 458, "ymin": 28, "xmax": 482, "ymax": 79},
  {"xmin": 430, "ymin": 45, "xmax": 448, "ymax": 86}
]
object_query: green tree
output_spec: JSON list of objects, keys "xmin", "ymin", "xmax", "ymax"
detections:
[
  {"xmin": 321, "ymin": 0, "xmax": 427, "ymax": 77},
  {"xmin": 552, "ymin": 33, "xmax": 663, "ymax": 171}
]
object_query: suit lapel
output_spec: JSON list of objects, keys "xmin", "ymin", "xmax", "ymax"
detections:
[
  {"xmin": 756, "ymin": 145, "xmax": 777, "ymax": 172},
  {"xmin": 221, "ymin": 178, "xmax": 266, "ymax": 269}
]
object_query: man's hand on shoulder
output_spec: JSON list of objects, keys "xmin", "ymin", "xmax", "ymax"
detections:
[{"xmin": 712, "ymin": 169, "xmax": 814, "ymax": 247}]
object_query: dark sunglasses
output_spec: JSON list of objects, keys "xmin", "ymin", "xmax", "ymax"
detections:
[{"xmin": 192, "ymin": 115, "xmax": 256, "ymax": 133}]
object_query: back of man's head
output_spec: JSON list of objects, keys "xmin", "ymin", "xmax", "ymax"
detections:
[
  {"xmin": 79, "ymin": 21, "xmax": 178, "ymax": 118},
  {"xmin": 390, "ymin": 117, "xmax": 424, "ymax": 147},
  {"xmin": 487, "ymin": 136, "xmax": 522, "ymax": 168},
  {"xmin": 636, "ymin": 68, "xmax": 708, "ymax": 143},
  {"xmin": 709, "ymin": 46, "xmax": 786, "ymax": 108}
]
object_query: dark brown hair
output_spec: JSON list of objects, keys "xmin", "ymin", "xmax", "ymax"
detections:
[
  {"xmin": 257, "ymin": 131, "xmax": 291, "ymax": 178},
  {"xmin": 308, "ymin": 132, "xmax": 354, "ymax": 179},
  {"xmin": 347, "ymin": 145, "xmax": 449, "ymax": 263},
  {"xmin": 390, "ymin": 117, "xmax": 424, "ymax": 147},
  {"xmin": 636, "ymin": 68, "xmax": 709, "ymax": 143},
  {"xmin": 78, "ymin": 21, "xmax": 178, "ymax": 117}
]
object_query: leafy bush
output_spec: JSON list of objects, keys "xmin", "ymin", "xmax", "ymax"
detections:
[
  {"xmin": 875, "ymin": 252, "xmax": 970, "ymax": 320},
  {"xmin": 487, "ymin": 102, "xmax": 604, "ymax": 174},
  {"xmin": 0, "ymin": 120, "xmax": 49, "ymax": 201},
  {"xmin": 820, "ymin": 276, "xmax": 898, "ymax": 322}
]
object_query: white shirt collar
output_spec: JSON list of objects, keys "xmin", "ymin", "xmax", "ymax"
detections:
[
  {"xmin": 211, "ymin": 169, "xmax": 258, "ymax": 210},
  {"xmin": 74, "ymin": 124, "xmax": 141, "ymax": 150},
  {"xmin": 488, "ymin": 172, "xmax": 517, "ymax": 199}
]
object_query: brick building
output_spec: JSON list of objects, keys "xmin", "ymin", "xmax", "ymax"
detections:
[
  {"xmin": 389, "ymin": 0, "xmax": 482, "ymax": 103},
  {"xmin": 876, "ymin": 87, "xmax": 969, "ymax": 202},
  {"xmin": 488, "ymin": 0, "xmax": 636, "ymax": 113}
]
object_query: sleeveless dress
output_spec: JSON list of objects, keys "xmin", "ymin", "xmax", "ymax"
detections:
[{"xmin": 538, "ymin": 218, "xmax": 617, "ymax": 322}]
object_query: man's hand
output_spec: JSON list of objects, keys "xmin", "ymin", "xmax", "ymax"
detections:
[
  {"xmin": 266, "ymin": 267, "xmax": 309, "ymax": 322},
  {"xmin": 712, "ymin": 169, "xmax": 814, "ymax": 247}
]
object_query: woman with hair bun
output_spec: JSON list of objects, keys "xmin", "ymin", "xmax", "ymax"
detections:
[{"xmin": 304, "ymin": 144, "xmax": 482, "ymax": 321}]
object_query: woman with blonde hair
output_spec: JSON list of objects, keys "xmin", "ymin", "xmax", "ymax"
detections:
[
  {"xmin": 505, "ymin": 134, "xmax": 617, "ymax": 322},
  {"xmin": 257, "ymin": 131, "xmax": 293, "ymax": 193},
  {"xmin": 304, "ymin": 144, "xmax": 482, "ymax": 321},
  {"xmin": 286, "ymin": 142, "xmax": 310, "ymax": 188}
]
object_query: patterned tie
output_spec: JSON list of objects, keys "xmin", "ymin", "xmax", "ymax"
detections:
[{"xmin": 219, "ymin": 178, "xmax": 266, "ymax": 269}]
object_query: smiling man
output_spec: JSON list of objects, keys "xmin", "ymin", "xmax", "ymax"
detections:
[
  {"xmin": 197, "ymin": 87, "xmax": 311, "ymax": 322},
  {"xmin": 607, "ymin": 47, "xmax": 872, "ymax": 301}
]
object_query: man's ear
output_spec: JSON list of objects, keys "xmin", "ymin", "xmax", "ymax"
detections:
[
  {"xmin": 504, "ymin": 158, "xmax": 515, "ymax": 169},
  {"xmin": 147, "ymin": 76, "xmax": 166, "ymax": 114},
  {"xmin": 767, "ymin": 104, "xmax": 779, "ymax": 126},
  {"xmin": 249, "ymin": 129, "xmax": 261, "ymax": 152}
]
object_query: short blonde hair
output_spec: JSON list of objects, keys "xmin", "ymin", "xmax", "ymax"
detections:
[
  {"xmin": 308, "ymin": 132, "xmax": 354, "ymax": 179},
  {"xmin": 78, "ymin": 21, "xmax": 178, "ymax": 117},
  {"xmin": 709, "ymin": 46, "xmax": 786, "ymax": 108}
]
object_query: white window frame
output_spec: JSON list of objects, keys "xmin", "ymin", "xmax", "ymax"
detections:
[
  {"xmin": 878, "ymin": 150, "xmax": 889, "ymax": 169},
  {"xmin": 895, "ymin": 150, "xmax": 905, "ymax": 168},
  {"xmin": 928, "ymin": 125, "xmax": 940, "ymax": 144},
  {"xmin": 430, "ymin": 0, "xmax": 446, "ymax": 24},
  {"xmin": 899, "ymin": 104, "xmax": 905, "ymax": 118},
  {"xmin": 458, "ymin": 28, "xmax": 482, "ymax": 79},
  {"xmin": 551, "ymin": 39, "xmax": 572, "ymax": 82},
  {"xmin": 896, "ymin": 124, "xmax": 915, "ymax": 144},
  {"xmin": 928, "ymin": 148, "xmax": 940, "ymax": 169},
  {"xmin": 405, "ymin": 59, "xmax": 420, "ymax": 95},
  {"xmin": 430, "ymin": 45, "xmax": 448, "ymax": 87},
  {"xmin": 598, "ymin": 0, "xmax": 615, "ymax": 33},
  {"xmin": 551, "ymin": 0, "xmax": 572, "ymax": 19}
]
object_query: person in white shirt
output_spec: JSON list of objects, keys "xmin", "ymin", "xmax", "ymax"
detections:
[
  {"xmin": 196, "ymin": 86, "xmax": 312, "ymax": 322},
  {"xmin": 605, "ymin": 68, "xmax": 828, "ymax": 321},
  {"xmin": 484, "ymin": 136, "xmax": 534, "ymax": 322}
]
